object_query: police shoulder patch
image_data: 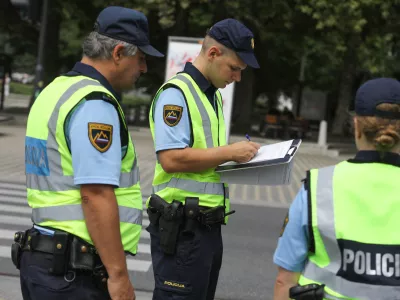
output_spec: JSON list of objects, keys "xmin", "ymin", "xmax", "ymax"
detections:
[
  {"xmin": 163, "ymin": 105, "xmax": 183, "ymax": 127},
  {"xmin": 279, "ymin": 212, "xmax": 289, "ymax": 237},
  {"xmin": 88, "ymin": 122, "xmax": 113, "ymax": 153}
]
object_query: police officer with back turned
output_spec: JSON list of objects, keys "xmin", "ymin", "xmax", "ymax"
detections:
[
  {"xmin": 273, "ymin": 78, "xmax": 400, "ymax": 300},
  {"xmin": 146, "ymin": 19, "xmax": 261, "ymax": 300},
  {"xmin": 12, "ymin": 6, "xmax": 163, "ymax": 300}
]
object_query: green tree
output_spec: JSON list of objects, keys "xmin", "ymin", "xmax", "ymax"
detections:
[{"xmin": 296, "ymin": 0, "xmax": 400, "ymax": 134}]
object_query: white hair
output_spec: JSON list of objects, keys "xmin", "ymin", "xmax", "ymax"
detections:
[{"xmin": 82, "ymin": 31, "xmax": 138, "ymax": 59}]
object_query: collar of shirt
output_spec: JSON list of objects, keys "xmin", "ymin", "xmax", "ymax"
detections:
[
  {"xmin": 66, "ymin": 62, "xmax": 122, "ymax": 102},
  {"xmin": 348, "ymin": 150, "xmax": 400, "ymax": 167},
  {"xmin": 182, "ymin": 62, "xmax": 217, "ymax": 105}
]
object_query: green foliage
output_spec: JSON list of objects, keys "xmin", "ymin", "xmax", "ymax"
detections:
[
  {"xmin": 5, "ymin": 0, "xmax": 400, "ymax": 132},
  {"xmin": 295, "ymin": 0, "xmax": 400, "ymax": 77},
  {"xmin": 10, "ymin": 82, "xmax": 33, "ymax": 95}
]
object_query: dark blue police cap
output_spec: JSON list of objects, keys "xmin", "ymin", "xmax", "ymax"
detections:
[
  {"xmin": 94, "ymin": 6, "xmax": 164, "ymax": 57},
  {"xmin": 355, "ymin": 78, "xmax": 400, "ymax": 119},
  {"xmin": 208, "ymin": 19, "xmax": 259, "ymax": 68}
]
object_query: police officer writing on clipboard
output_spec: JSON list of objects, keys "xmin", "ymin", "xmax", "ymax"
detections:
[
  {"xmin": 12, "ymin": 7, "xmax": 163, "ymax": 300},
  {"xmin": 146, "ymin": 19, "xmax": 260, "ymax": 299},
  {"xmin": 273, "ymin": 78, "xmax": 400, "ymax": 300}
]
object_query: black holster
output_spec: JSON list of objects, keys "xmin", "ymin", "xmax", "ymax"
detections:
[
  {"xmin": 11, "ymin": 230, "xmax": 27, "ymax": 269},
  {"xmin": 289, "ymin": 284, "xmax": 325, "ymax": 300},
  {"xmin": 149, "ymin": 194, "xmax": 184, "ymax": 255},
  {"xmin": 158, "ymin": 200, "xmax": 183, "ymax": 255}
]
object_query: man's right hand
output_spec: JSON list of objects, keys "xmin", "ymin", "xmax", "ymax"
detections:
[
  {"xmin": 107, "ymin": 274, "xmax": 136, "ymax": 300},
  {"xmin": 228, "ymin": 141, "xmax": 260, "ymax": 163}
]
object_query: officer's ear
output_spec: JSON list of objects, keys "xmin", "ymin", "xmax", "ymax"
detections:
[
  {"xmin": 207, "ymin": 46, "xmax": 222, "ymax": 61},
  {"xmin": 353, "ymin": 117, "xmax": 362, "ymax": 139},
  {"xmin": 112, "ymin": 44, "xmax": 125, "ymax": 64}
]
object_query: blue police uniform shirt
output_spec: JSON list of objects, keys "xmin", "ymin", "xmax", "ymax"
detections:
[
  {"xmin": 65, "ymin": 62, "xmax": 122, "ymax": 186},
  {"xmin": 273, "ymin": 184, "xmax": 309, "ymax": 272},
  {"xmin": 66, "ymin": 100, "xmax": 121, "ymax": 186},
  {"xmin": 154, "ymin": 62, "xmax": 218, "ymax": 152},
  {"xmin": 33, "ymin": 62, "xmax": 122, "ymax": 236},
  {"xmin": 273, "ymin": 151, "xmax": 400, "ymax": 272}
]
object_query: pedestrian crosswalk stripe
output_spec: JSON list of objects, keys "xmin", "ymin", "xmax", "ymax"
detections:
[
  {"xmin": 0, "ymin": 182, "xmax": 26, "ymax": 191},
  {"xmin": 0, "ymin": 189, "xmax": 26, "ymax": 197},
  {"xmin": 0, "ymin": 245, "xmax": 152, "ymax": 272},
  {"xmin": 0, "ymin": 203, "xmax": 31, "ymax": 214}
]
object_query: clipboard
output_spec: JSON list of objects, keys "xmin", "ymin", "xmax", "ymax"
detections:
[{"xmin": 215, "ymin": 139, "xmax": 302, "ymax": 186}]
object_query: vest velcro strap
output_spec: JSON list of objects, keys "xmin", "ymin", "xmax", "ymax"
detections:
[
  {"xmin": 32, "ymin": 205, "xmax": 142, "ymax": 225},
  {"xmin": 153, "ymin": 178, "xmax": 225, "ymax": 196}
]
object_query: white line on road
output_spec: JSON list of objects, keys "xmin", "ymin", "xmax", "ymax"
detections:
[
  {"xmin": 0, "ymin": 182, "xmax": 26, "ymax": 191},
  {"xmin": 0, "ymin": 204, "xmax": 31, "ymax": 214},
  {"xmin": 0, "ymin": 189, "xmax": 26, "ymax": 198},
  {"xmin": 0, "ymin": 245, "xmax": 152, "ymax": 272},
  {"xmin": 0, "ymin": 196, "xmax": 29, "ymax": 204},
  {"xmin": 126, "ymin": 257, "xmax": 152, "ymax": 272},
  {"xmin": 255, "ymin": 186, "xmax": 261, "ymax": 201}
]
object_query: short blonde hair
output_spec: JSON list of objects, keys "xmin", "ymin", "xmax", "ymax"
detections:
[
  {"xmin": 201, "ymin": 35, "xmax": 234, "ymax": 56},
  {"xmin": 356, "ymin": 103, "xmax": 400, "ymax": 151}
]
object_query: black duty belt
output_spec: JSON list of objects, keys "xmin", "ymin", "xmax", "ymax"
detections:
[
  {"xmin": 147, "ymin": 195, "xmax": 236, "ymax": 255},
  {"xmin": 13, "ymin": 227, "xmax": 106, "ymax": 278},
  {"xmin": 148, "ymin": 195, "xmax": 235, "ymax": 227}
]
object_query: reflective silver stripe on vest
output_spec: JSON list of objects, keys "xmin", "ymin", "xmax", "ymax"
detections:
[
  {"xmin": 175, "ymin": 74, "xmax": 214, "ymax": 148},
  {"xmin": 153, "ymin": 178, "xmax": 225, "ymax": 196},
  {"xmin": 302, "ymin": 165, "xmax": 400, "ymax": 299},
  {"xmin": 32, "ymin": 205, "xmax": 142, "ymax": 225},
  {"xmin": 26, "ymin": 79, "xmax": 139, "ymax": 191},
  {"xmin": 120, "ymin": 157, "xmax": 140, "ymax": 187}
]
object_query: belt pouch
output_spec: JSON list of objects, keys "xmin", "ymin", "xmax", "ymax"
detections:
[
  {"xmin": 49, "ymin": 231, "xmax": 69, "ymax": 275},
  {"xmin": 69, "ymin": 237, "xmax": 96, "ymax": 271}
]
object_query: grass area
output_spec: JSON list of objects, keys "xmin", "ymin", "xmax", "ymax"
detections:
[
  {"xmin": 10, "ymin": 82, "xmax": 34, "ymax": 95},
  {"xmin": 8, "ymin": 81, "xmax": 151, "ymax": 107}
]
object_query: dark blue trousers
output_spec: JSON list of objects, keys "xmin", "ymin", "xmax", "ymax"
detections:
[
  {"xmin": 19, "ymin": 251, "xmax": 110, "ymax": 300},
  {"xmin": 147, "ymin": 223, "xmax": 223, "ymax": 300}
]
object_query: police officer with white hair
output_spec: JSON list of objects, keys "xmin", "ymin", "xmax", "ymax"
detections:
[
  {"xmin": 273, "ymin": 78, "xmax": 400, "ymax": 300},
  {"xmin": 12, "ymin": 6, "xmax": 163, "ymax": 300}
]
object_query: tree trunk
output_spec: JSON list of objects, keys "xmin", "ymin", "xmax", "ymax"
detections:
[
  {"xmin": 43, "ymin": 0, "xmax": 61, "ymax": 85},
  {"xmin": 331, "ymin": 44, "xmax": 357, "ymax": 135},
  {"xmin": 231, "ymin": 67, "xmax": 255, "ymax": 134},
  {"xmin": 172, "ymin": 1, "xmax": 190, "ymax": 36}
]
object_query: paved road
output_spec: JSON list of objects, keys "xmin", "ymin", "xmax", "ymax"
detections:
[
  {"xmin": 0, "ymin": 125, "xmax": 347, "ymax": 207},
  {"xmin": 0, "ymin": 180, "xmax": 287, "ymax": 300}
]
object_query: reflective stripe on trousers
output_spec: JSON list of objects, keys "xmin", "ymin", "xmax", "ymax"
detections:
[
  {"xmin": 32, "ymin": 205, "xmax": 142, "ymax": 225},
  {"xmin": 153, "ymin": 177, "xmax": 229, "ymax": 198},
  {"xmin": 26, "ymin": 79, "xmax": 140, "ymax": 191},
  {"xmin": 302, "ymin": 165, "xmax": 400, "ymax": 299}
]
